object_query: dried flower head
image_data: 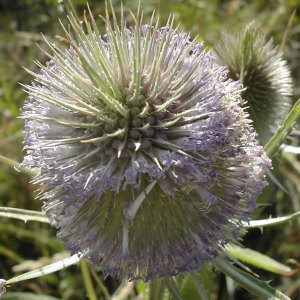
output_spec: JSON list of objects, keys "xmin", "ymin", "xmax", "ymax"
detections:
[
  {"xmin": 21, "ymin": 4, "xmax": 271, "ymax": 281},
  {"xmin": 214, "ymin": 23, "xmax": 293, "ymax": 145}
]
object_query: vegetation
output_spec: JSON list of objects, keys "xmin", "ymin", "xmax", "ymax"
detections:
[{"xmin": 0, "ymin": 0, "xmax": 299, "ymax": 299}]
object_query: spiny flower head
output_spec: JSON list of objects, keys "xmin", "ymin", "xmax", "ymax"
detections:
[
  {"xmin": 214, "ymin": 23, "xmax": 293, "ymax": 145},
  {"xmin": 21, "ymin": 4, "xmax": 271, "ymax": 281}
]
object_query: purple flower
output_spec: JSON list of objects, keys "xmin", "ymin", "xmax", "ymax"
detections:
[{"xmin": 21, "ymin": 6, "xmax": 271, "ymax": 281}]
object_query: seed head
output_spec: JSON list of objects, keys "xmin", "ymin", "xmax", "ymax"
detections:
[
  {"xmin": 214, "ymin": 23, "xmax": 293, "ymax": 145},
  {"xmin": 21, "ymin": 5, "xmax": 271, "ymax": 281}
]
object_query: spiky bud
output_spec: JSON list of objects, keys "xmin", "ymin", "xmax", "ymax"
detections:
[
  {"xmin": 214, "ymin": 23, "xmax": 293, "ymax": 145},
  {"xmin": 21, "ymin": 6, "xmax": 271, "ymax": 281}
]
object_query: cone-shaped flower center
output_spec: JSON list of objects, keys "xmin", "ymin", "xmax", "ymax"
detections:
[{"xmin": 95, "ymin": 100, "xmax": 168, "ymax": 159}]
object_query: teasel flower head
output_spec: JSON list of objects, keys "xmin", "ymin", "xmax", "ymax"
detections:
[
  {"xmin": 214, "ymin": 23, "xmax": 293, "ymax": 145},
  {"xmin": 21, "ymin": 4, "xmax": 271, "ymax": 282}
]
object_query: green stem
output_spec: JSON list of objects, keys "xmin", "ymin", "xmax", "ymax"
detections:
[
  {"xmin": 90, "ymin": 269, "xmax": 110, "ymax": 300},
  {"xmin": 149, "ymin": 278, "xmax": 166, "ymax": 300},
  {"xmin": 80, "ymin": 259, "xmax": 97, "ymax": 300},
  {"xmin": 264, "ymin": 99, "xmax": 300, "ymax": 158},
  {"xmin": 0, "ymin": 207, "xmax": 49, "ymax": 223},
  {"xmin": 0, "ymin": 154, "xmax": 39, "ymax": 177},
  {"xmin": 189, "ymin": 271, "xmax": 209, "ymax": 300},
  {"xmin": 280, "ymin": 9, "xmax": 296, "ymax": 53},
  {"xmin": 164, "ymin": 277, "xmax": 184, "ymax": 300}
]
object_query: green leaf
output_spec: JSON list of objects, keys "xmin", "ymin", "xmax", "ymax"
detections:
[
  {"xmin": 6, "ymin": 254, "xmax": 81, "ymax": 285},
  {"xmin": 264, "ymin": 99, "xmax": 300, "ymax": 158},
  {"xmin": 214, "ymin": 256, "xmax": 291, "ymax": 300},
  {"xmin": 0, "ymin": 207, "xmax": 50, "ymax": 223},
  {"xmin": 226, "ymin": 245, "xmax": 294, "ymax": 276}
]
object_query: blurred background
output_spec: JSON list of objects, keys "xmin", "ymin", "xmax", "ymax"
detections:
[{"xmin": 0, "ymin": 0, "xmax": 299, "ymax": 299}]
